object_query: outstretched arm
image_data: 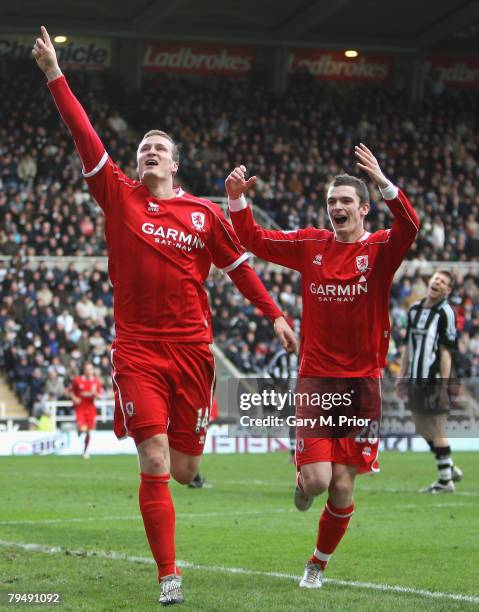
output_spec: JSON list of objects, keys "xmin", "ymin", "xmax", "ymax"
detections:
[
  {"xmin": 32, "ymin": 26, "xmax": 106, "ymax": 178},
  {"xmin": 228, "ymin": 263, "xmax": 298, "ymax": 353},
  {"xmin": 355, "ymin": 143, "xmax": 419, "ymax": 270},
  {"xmin": 226, "ymin": 166, "xmax": 302, "ymax": 271}
]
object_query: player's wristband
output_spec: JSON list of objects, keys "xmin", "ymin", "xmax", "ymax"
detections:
[
  {"xmin": 228, "ymin": 195, "xmax": 248, "ymax": 212},
  {"xmin": 379, "ymin": 181, "xmax": 399, "ymax": 200}
]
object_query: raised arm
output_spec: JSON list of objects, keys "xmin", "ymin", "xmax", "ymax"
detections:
[
  {"xmin": 205, "ymin": 199, "xmax": 298, "ymax": 353},
  {"xmin": 228, "ymin": 262, "xmax": 298, "ymax": 353},
  {"xmin": 226, "ymin": 165, "xmax": 302, "ymax": 271},
  {"xmin": 33, "ymin": 27, "xmax": 106, "ymax": 176},
  {"xmin": 355, "ymin": 143, "xmax": 420, "ymax": 269}
]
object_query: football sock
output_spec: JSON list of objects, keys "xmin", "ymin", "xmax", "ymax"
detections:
[
  {"xmin": 139, "ymin": 472, "xmax": 178, "ymax": 580},
  {"xmin": 426, "ymin": 439, "xmax": 435, "ymax": 452},
  {"xmin": 434, "ymin": 446, "xmax": 453, "ymax": 484},
  {"xmin": 311, "ymin": 499, "xmax": 355, "ymax": 570},
  {"xmin": 84, "ymin": 432, "xmax": 90, "ymax": 453}
]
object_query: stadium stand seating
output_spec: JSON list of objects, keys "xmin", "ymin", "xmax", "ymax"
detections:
[{"xmin": 1, "ymin": 63, "xmax": 478, "ymax": 410}]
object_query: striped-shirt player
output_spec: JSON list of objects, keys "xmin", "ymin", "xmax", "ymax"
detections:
[
  {"xmin": 267, "ymin": 348, "xmax": 298, "ymax": 457},
  {"xmin": 398, "ymin": 270, "xmax": 463, "ymax": 494},
  {"xmin": 405, "ymin": 295, "xmax": 456, "ymax": 381}
]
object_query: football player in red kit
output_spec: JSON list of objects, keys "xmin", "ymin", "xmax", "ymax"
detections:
[
  {"xmin": 33, "ymin": 26, "xmax": 297, "ymax": 605},
  {"xmin": 226, "ymin": 144, "xmax": 419, "ymax": 588},
  {"xmin": 70, "ymin": 362, "xmax": 102, "ymax": 459}
]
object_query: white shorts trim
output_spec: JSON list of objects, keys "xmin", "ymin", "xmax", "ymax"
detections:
[{"xmin": 110, "ymin": 347, "xmax": 128, "ymax": 439}]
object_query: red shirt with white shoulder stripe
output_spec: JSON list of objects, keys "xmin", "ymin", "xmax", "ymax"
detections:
[
  {"xmin": 47, "ymin": 76, "xmax": 281, "ymax": 343},
  {"xmin": 230, "ymin": 190, "xmax": 419, "ymax": 377}
]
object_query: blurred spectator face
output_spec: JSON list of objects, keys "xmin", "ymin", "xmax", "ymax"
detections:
[
  {"xmin": 326, "ymin": 185, "xmax": 369, "ymax": 237},
  {"xmin": 427, "ymin": 272, "xmax": 452, "ymax": 302},
  {"xmin": 137, "ymin": 134, "xmax": 179, "ymax": 183}
]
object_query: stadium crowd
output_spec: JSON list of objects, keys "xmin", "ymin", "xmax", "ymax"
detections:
[{"xmin": 1, "ymin": 62, "xmax": 478, "ymax": 410}]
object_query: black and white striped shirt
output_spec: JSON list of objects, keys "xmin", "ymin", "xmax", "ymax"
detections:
[
  {"xmin": 405, "ymin": 298, "xmax": 457, "ymax": 380},
  {"xmin": 267, "ymin": 349, "xmax": 298, "ymax": 387}
]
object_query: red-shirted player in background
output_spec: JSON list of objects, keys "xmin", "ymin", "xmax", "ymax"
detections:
[
  {"xmin": 226, "ymin": 145, "xmax": 419, "ymax": 589},
  {"xmin": 33, "ymin": 26, "xmax": 297, "ymax": 606},
  {"xmin": 70, "ymin": 362, "xmax": 102, "ymax": 459}
]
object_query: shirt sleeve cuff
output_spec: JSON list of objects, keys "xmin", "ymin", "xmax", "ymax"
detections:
[
  {"xmin": 46, "ymin": 74, "xmax": 65, "ymax": 86},
  {"xmin": 228, "ymin": 195, "xmax": 248, "ymax": 212},
  {"xmin": 379, "ymin": 181, "xmax": 399, "ymax": 200}
]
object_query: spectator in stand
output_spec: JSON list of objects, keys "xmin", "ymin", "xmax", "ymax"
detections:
[{"xmin": 44, "ymin": 366, "xmax": 66, "ymax": 402}]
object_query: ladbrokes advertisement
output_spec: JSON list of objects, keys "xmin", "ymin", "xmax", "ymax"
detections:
[
  {"xmin": 143, "ymin": 42, "xmax": 256, "ymax": 76},
  {"xmin": 288, "ymin": 49, "xmax": 392, "ymax": 82},
  {"xmin": 427, "ymin": 56, "xmax": 479, "ymax": 87}
]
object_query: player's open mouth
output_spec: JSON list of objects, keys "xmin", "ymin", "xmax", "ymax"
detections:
[
  {"xmin": 145, "ymin": 160, "xmax": 159, "ymax": 166},
  {"xmin": 334, "ymin": 215, "xmax": 348, "ymax": 225}
]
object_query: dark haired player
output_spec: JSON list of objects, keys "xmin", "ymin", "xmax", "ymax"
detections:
[
  {"xmin": 397, "ymin": 270, "xmax": 462, "ymax": 493},
  {"xmin": 32, "ymin": 26, "xmax": 297, "ymax": 605},
  {"xmin": 226, "ymin": 146, "xmax": 419, "ymax": 589}
]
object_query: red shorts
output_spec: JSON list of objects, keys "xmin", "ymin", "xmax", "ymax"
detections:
[
  {"xmin": 110, "ymin": 339, "xmax": 215, "ymax": 455},
  {"xmin": 75, "ymin": 407, "xmax": 96, "ymax": 430},
  {"xmin": 295, "ymin": 376, "xmax": 381, "ymax": 473},
  {"xmin": 295, "ymin": 437, "xmax": 380, "ymax": 473}
]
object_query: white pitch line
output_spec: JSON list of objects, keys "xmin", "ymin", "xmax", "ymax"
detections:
[
  {"xmin": 358, "ymin": 487, "xmax": 479, "ymax": 497},
  {"xmin": 0, "ymin": 539, "xmax": 478, "ymax": 604},
  {"xmin": 0, "ymin": 502, "xmax": 474, "ymax": 527},
  {"xmin": 222, "ymin": 480, "xmax": 479, "ymax": 497},
  {"xmin": 0, "ymin": 508, "xmax": 296, "ymax": 526}
]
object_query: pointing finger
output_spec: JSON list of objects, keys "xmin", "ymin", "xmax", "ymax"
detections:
[{"xmin": 41, "ymin": 26, "xmax": 52, "ymax": 46}]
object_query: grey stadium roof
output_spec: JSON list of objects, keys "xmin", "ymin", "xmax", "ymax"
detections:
[{"xmin": 2, "ymin": 0, "xmax": 479, "ymax": 54}]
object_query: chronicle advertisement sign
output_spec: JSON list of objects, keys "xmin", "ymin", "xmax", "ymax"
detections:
[
  {"xmin": 427, "ymin": 56, "xmax": 479, "ymax": 87},
  {"xmin": 0, "ymin": 34, "xmax": 111, "ymax": 69},
  {"xmin": 143, "ymin": 42, "xmax": 256, "ymax": 76},
  {"xmin": 288, "ymin": 49, "xmax": 392, "ymax": 81}
]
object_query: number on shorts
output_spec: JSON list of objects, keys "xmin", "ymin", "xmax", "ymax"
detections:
[{"xmin": 195, "ymin": 407, "xmax": 209, "ymax": 433}]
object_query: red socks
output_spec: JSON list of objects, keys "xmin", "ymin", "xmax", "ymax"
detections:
[
  {"xmin": 139, "ymin": 472, "xmax": 178, "ymax": 580},
  {"xmin": 310, "ymin": 499, "xmax": 355, "ymax": 570},
  {"xmin": 84, "ymin": 432, "xmax": 90, "ymax": 453}
]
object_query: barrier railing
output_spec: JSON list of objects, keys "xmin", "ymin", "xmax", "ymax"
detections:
[{"xmin": 43, "ymin": 400, "xmax": 114, "ymax": 430}]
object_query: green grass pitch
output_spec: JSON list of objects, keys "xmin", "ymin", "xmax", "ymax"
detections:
[{"xmin": 0, "ymin": 451, "xmax": 478, "ymax": 611}]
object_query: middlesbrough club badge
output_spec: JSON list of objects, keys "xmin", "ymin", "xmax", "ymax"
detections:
[
  {"xmin": 355, "ymin": 255, "xmax": 369, "ymax": 273},
  {"xmin": 191, "ymin": 212, "xmax": 206, "ymax": 231}
]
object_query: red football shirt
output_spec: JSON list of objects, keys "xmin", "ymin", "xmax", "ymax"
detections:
[
  {"xmin": 231, "ymin": 190, "xmax": 419, "ymax": 377},
  {"xmin": 47, "ymin": 76, "xmax": 272, "ymax": 344},
  {"xmin": 86, "ymin": 164, "xmax": 247, "ymax": 342},
  {"xmin": 71, "ymin": 376, "xmax": 102, "ymax": 411}
]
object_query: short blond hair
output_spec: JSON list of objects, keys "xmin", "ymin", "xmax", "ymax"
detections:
[{"xmin": 141, "ymin": 130, "xmax": 180, "ymax": 162}]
